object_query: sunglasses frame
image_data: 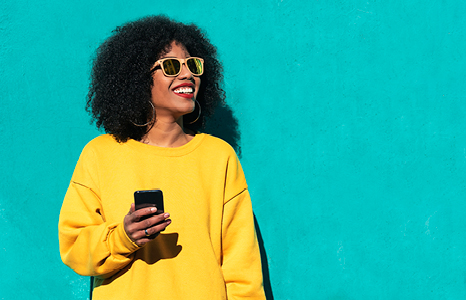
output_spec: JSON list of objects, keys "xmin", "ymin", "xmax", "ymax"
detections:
[{"xmin": 151, "ymin": 57, "xmax": 204, "ymax": 77}]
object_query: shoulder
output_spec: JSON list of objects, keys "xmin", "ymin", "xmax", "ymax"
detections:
[
  {"xmin": 78, "ymin": 134, "xmax": 122, "ymax": 161},
  {"xmin": 198, "ymin": 133, "xmax": 246, "ymax": 185},
  {"xmin": 199, "ymin": 133, "xmax": 237, "ymax": 157},
  {"xmin": 82, "ymin": 134, "xmax": 120, "ymax": 152},
  {"xmin": 84, "ymin": 134, "xmax": 118, "ymax": 148},
  {"xmin": 72, "ymin": 135, "xmax": 124, "ymax": 181}
]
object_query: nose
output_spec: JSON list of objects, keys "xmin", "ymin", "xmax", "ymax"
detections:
[{"xmin": 177, "ymin": 62, "xmax": 193, "ymax": 79}]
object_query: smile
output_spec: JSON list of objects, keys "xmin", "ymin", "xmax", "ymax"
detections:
[{"xmin": 173, "ymin": 87, "xmax": 194, "ymax": 94}]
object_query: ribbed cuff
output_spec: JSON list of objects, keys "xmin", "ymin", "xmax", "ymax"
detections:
[{"xmin": 108, "ymin": 223, "xmax": 142, "ymax": 258}]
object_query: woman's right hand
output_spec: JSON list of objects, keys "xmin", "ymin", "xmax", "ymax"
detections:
[{"xmin": 124, "ymin": 203, "xmax": 171, "ymax": 247}]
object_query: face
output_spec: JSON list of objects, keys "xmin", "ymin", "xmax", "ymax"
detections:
[{"xmin": 150, "ymin": 41, "xmax": 201, "ymax": 122}]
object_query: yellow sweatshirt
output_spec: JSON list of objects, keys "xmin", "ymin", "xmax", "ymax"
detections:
[{"xmin": 58, "ymin": 133, "xmax": 265, "ymax": 300}]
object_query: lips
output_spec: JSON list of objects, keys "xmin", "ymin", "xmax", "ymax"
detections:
[{"xmin": 172, "ymin": 83, "xmax": 195, "ymax": 98}]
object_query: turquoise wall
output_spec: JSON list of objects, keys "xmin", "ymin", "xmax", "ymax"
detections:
[{"xmin": 1, "ymin": 0, "xmax": 466, "ymax": 299}]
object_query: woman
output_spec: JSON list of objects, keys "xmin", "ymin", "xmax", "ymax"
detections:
[{"xmin": 58, "ymin": 16, "xmax": 265, "ymax": 300}]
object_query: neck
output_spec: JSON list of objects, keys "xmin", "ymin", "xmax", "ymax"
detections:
[{"xmin": 140, "ymin": 117, "xmax": 194, "ymax": 148}]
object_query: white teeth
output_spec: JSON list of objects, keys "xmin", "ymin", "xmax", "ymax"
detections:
[{"xmin": 174, "ymin": 87, "xmax": 193, "ymax": 94}]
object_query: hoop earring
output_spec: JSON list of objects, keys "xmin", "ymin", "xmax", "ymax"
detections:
[
  {"xmin": 131, "ymin": 102, "xmax": 156, "ymax": 127},
  {"xmin": 188, "ymin": 99, "xmax": 201, "ymax": 124}
]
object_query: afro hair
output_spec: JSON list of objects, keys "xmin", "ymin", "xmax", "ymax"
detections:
[{"xmin": 86, "ymin": 15, "xmax": 225, "ymax": 142}]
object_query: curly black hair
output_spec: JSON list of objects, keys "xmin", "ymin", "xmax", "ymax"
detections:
[{"xmin": 86, "ymin": 15, "xmax": 225, "ymax": 142}]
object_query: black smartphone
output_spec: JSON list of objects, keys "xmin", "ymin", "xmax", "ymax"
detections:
[{"xmin": 134, "ymin": 189, "xmax": 164, "ymax": 215}]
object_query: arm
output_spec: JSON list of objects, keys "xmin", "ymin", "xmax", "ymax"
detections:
[
  {"xmin": 58, "ymin": 180, "xmax": 140, "ymax": 278},
  {"xmin": 222, "ymin": 188, "xmax": 266, "ymax": 299},
  {"xmin": 59, "ymin": 181, "xmax": 171, "ymax": 278},
  {"xmin": 58, "ymin": 143, "xmax": 170, "ymax": 278},
  {"xmin": 220, "ymin": 151, "xmax": 266, "ymax": 299}
]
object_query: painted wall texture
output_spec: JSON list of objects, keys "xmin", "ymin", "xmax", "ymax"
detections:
[{"xmin": 1, "ymin": 0, "xmax": 466, "ymax": 299}]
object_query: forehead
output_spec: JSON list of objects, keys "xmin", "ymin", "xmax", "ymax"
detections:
[{"xmin": 160, "ymin": 41, "xmax": 190, "ymax": 58}]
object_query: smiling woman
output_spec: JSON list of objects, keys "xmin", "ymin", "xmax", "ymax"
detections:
[
  {"xmin": 147, "ymin": 41, "xmax": 202, "ymax": 144},
  {"xmin": 58, "ymin": 15, "xmax": 266, "ymax": 300},
  {"xmin": 84, "ymin": 15, "xmax": 224, "ymax": 144}
]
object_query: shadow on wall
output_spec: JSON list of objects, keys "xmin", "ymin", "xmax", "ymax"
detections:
[
  {"xmin": 255, "ymin": 215, "xmax": 274, "ymax": 300},
  {"xmin": 204, "ymin": 103, "xmax": 242, "ymax": 157}
]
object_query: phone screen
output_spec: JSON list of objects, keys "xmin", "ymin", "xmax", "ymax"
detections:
[{"xmin": 134, "ymin": 189, "xmax": 164, "ymax": 213}]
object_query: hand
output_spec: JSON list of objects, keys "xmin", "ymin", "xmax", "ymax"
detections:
[{"xmin": 124, "ymin": 203, "xmax": 171, "ymax": 247}]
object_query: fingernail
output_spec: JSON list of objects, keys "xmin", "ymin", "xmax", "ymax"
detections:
[
  {"xmin": 151, "ymin": 207, "xmax": 157, "ymax": 212},
  {"xmin": 164, "ymin": 213, "xmax": 170, "ymax": 218}
]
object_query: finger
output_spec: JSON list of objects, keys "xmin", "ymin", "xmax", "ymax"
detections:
[
  {"xmin": 125, "ymin": 207, "xmax": 160, "ymax": 232},
  {"xmin": 132, "ymin": 228, "xmax": 155, "ymax": 242},
  {"xmin": 130, "ymin": 212, "xmax": 170, "ymax": 234},
  {"xmin": 142, "ymin": 212, "xmax": 170, "ymax": 228},
  {"xmin": 154, "ymin": 218, "xmax": 172, "ymax": 232},
  {"xmin": 132, "ymin": 207, "xmax": 158, "ymax": 223},
  {"xmin": 125, "ymin": 204, "xmax": 142, "ymax": 224},
  {"xmin": 134, "ymin": 207, "xmax": 158, "ymax": 217},
  {"xmin": 126, "ymin": 203, "xmax": 135, "ymax": 216},
  {"xmin": 144, "ymin": 218, "xmax": 172, "ymax": 237}
]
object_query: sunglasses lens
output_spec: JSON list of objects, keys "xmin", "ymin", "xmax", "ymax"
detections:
[
  {"xmin": 186, "ymin": 58, "xmax": 203, "ymax": 75},
  {"xmin": 162, "ymin": 59, "xmax": 181, "ymax": 76}
]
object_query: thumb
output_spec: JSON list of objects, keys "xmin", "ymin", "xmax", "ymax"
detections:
[{"xmin": 128, "ymin": 203, "xmax": 135, "ymax": 214}]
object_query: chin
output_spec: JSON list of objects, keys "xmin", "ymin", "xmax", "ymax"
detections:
[{"xmin": 176, "ymin": 103, "xmax": 195, "ymax": 117}]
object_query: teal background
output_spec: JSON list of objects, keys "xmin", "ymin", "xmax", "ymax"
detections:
[{"xmin": 1, "ymin": 0, "xmax": 466, "ymax": 299}]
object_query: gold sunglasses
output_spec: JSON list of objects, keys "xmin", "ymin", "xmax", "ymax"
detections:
[{"xmin": 151, "ymin": 57, "xmax": 204, "ymax": 77}]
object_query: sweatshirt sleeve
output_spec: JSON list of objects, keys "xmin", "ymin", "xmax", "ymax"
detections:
[
  {"xmin": 58, "ymin": 145, "xmax": 140, "ymax": 278},
  {"xmin": 221, "ymin": 154, "xmax": 266, "ymax": 299}
]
